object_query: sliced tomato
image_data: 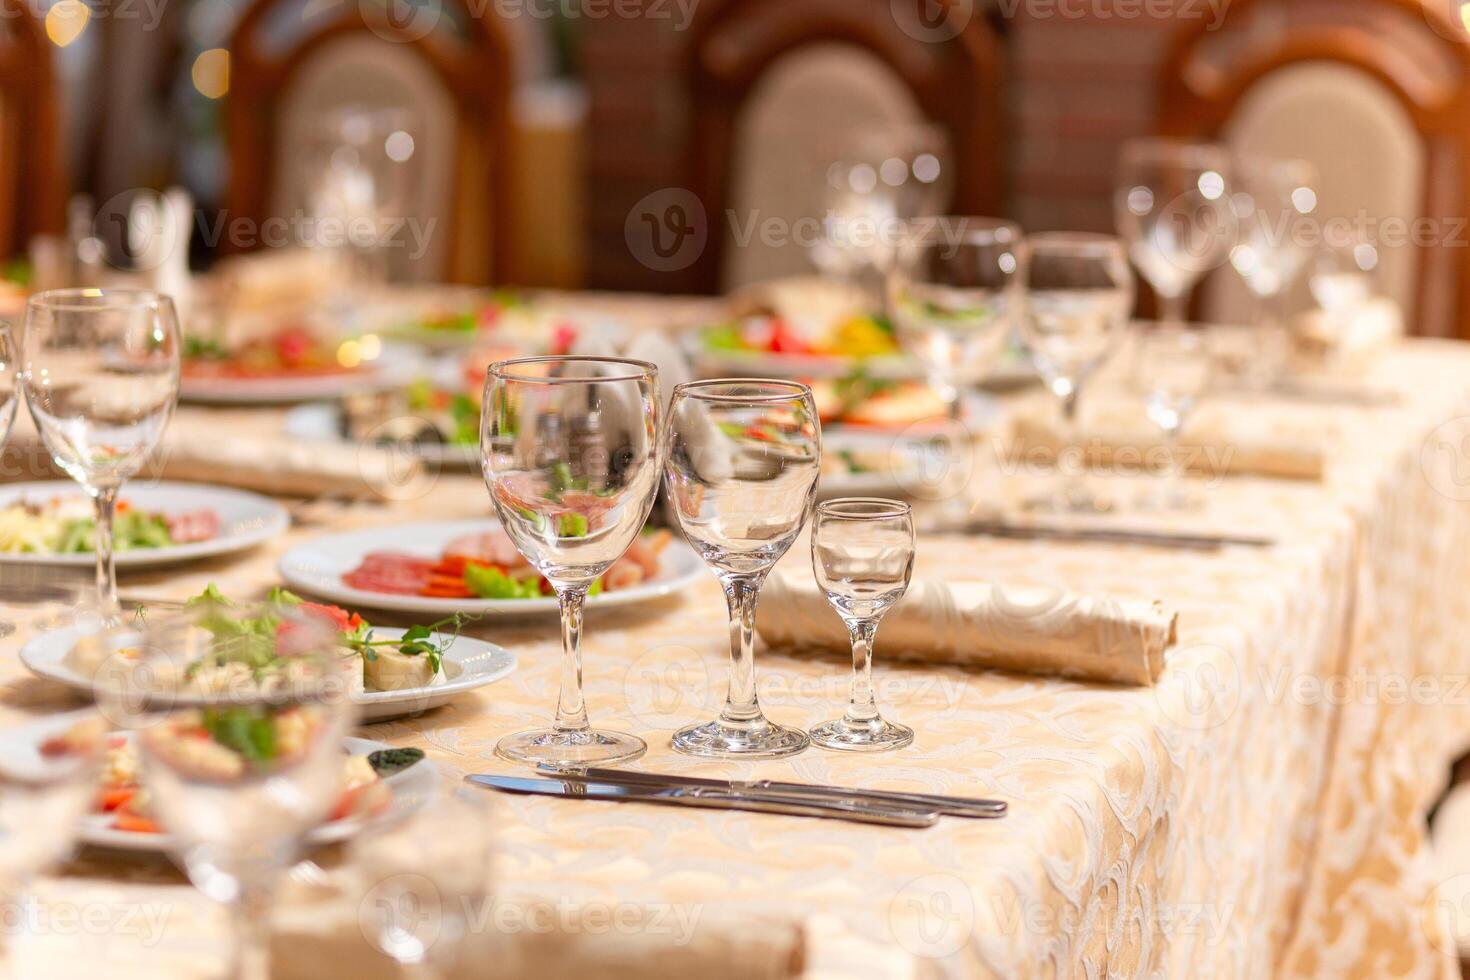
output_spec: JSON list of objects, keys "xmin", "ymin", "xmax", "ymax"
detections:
[{"xmin": 113, "ymin": 811, "xmax": 160, "ymax": 834}]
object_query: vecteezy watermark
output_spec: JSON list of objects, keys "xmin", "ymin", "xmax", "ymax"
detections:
[
  {"xmin": 889, "ymin": 873, "xmax": 975, "ymax": 959},
  {"xmin": 1424, "ymin": 873, "xmax": 1470, "ymax": 956},
  {"xmin": 1420, "ymin": 417, "xmax": 1470, "ymax": 502},
  {"xmin": 1153, "ymin": 642, "xmax": 1240, "ymax": 731},
  {"xmin": 990, "ymin": 0, "xmax": 1231, "ymax": 28},
  {"xmin": 1257, "ymin": 666, "xmax": 1470, "ymax": 708},
  {"xmin": 890, "ymin": 0, "xmax": 975, "ymax": 43},
  {"xmin": 623, "ymin": 643, "xmax": 715, "ymax": 730},
  {"xmin": 486, "ymin": 0, "xmax": 700, "ymax": 29},
  {"xmin": 986, "ymin": 891, "xmax": 1235, "ymax": 947},
  {"xmin": 1421, "ymin": 0, "xmax": 1470, "ymax": 45},
  {"xmin": 0, "ymin": 0, "xmax": 169, "ymax": 32},
  {"xmin": 624, "ymin": 188, "xmax": 708, "ymax": 274},
  {"xmin": 0, "ymin": 897, "xmax": 173, "ymax": 947},
  {"xmin": 196, "ymin": 210, "xmax": 438, "ymax": 262}
]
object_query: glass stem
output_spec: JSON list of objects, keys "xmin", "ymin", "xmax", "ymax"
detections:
[
  {"xmin": 229, "ymin": 885, "xmax": 272, "ymax": 980},
  {"xmin": 1057, "ymin": 385, "xmax": 1084, "ymax": 506},
  {"xmin": 719, "ymin": 573, "xmax": 766, "ymax": 726},
  {"xmin": 1163, "ymin": 424, "xmax": 1185, "ymax": 507},
  {"xmin": 553, "ymin": 587, "xmax": 590, "ymax": 735},
  {"xmin": 843, "ymin": 619, "xmax": 880, "ymax": 726},
  {"xmin": 91, "ymin": 485, "xmax": 119, "ymax": 615},
  {"xmin": 1159, "ymin": 291, "xmax": 1187, "ymax": 330}
]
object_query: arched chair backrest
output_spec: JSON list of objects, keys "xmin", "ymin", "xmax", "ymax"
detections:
[
  {"xmin": 1158, "ymin": 0, "xmax": 1470, "ymax": 338},
  {"xmin": 226, "ymin": 0, "xmax": 515, "ymax": 284},
  {"xmin": 685, "ymin": 0, "xmax": 1005, "ymax": 295},
  {"xmin": 0, "ymin": 0, "xmax": 64, "ymax": 259}
]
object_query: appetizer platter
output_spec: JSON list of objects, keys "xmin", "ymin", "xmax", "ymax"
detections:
[
  {"xmin": 367, "ymin": 286, "xmax": 581, "ymax": 353},
  {"xmin": 179, "ymin": 325, "xmax": 422, "ymax": 403},
  {"xmin": 278, "ymin": 521, "xmax": 703, "ymax": 616},
  {"xmin": 26, "ymin": 713, "xmax": 437, "ymax": 852},
  {"xmin": 0, "ymin": 482, "xmax": 289, "ymax": 568},
  {"xmin": 21, "ymin": 586, "xmax": 518, "ymax": 722}
]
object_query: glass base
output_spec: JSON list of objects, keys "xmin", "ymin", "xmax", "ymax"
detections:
[
  {"xmin": 672, "ymin": 717, "xmax": 809, "ymax": 759},
  {"xmin": 809, "ymin": 716, "xmax": 914, "ymax": 753},
  {"xmin": 495, "ymin": 728, "xmax": 647, "ymax": 769}
]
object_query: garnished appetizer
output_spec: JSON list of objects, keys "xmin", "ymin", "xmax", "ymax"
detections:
[
  {"xmin": 809, "ymin": 373, "xmax": 947, "ymax": 428},
  {"xmin": 0, "ymin": 497, "xmax": 218, "ymax": 554},
  {"xmin": 702, "ymin": 275, "xmax": 898, "ymax": 360},
  {"xmin": 183, "ymin": 325, "xmax": 364, "ymax": 378},
  {"xmin": 344, "ymin": 526, "xmax": 672, "ymax": 600}
]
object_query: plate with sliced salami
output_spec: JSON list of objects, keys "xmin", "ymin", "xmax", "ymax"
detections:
[{"xmin": 278, "ymin": 520, "xmax": 704, "ymax": 617}]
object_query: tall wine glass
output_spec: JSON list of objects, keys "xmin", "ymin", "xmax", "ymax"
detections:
[
  {"xmin": 99, "ymin": 602, "xmax": 358, "ymax": 980},
  {"xmin": 21, "ymin": 289, "xmax": 181, "ymax": 620},
  {"xmin": 1115, "ymin": 140, "xmax": 1234, "ymax": 328},
  {"xmin": 809, "ymin": 498, "xmax": 915, "ymax": 752},
  {"xmin": 0, "ymin": 324, "xmax": 20, "ymax": 638},
  {"xmin": 664, "ymin": 380, "xmax": 821, "ymax": 758},
  {"xmin": 1018, "ymin": 233, "xmax": 1135, "ymax": 513},
  {"xmin": 481, "ymin": 356, "xmax": 660, "ymax": 767},
  {"xmin": 1228, "ymin": 157, "xmax": 1319, "ymax": 379}
]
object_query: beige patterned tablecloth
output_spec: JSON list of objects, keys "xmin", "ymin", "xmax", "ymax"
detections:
[{"xmin": 3, "ymin": 335, "xmax": 1470, "ymax": 978}]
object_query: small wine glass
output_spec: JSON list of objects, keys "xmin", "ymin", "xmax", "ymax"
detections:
[
  {"xmin": 0, "ymin": 708, "xmax": 104, "ymax": 961},
  {"xmin": 481, "ymin": 356, "xmax": 661, "ymax": 768},
  {"xmin": 352, "ymin": 787, "xmax": 495, "ymax": 980},
  {"xmin": 663, "ymin": 379, "xmax": 822, "ymax": 759},
  {"xmin": 100, "ymin": 601, "xmax": 358, "ymax": 980},
  {"xmin": 1114, "ymin": 139, "xmax": 1235, "ymax": 328},
  {"xmin": 21, "ymin": 288, "xmax": 181, "ymax": 621},
  {"xmin": 1130, "ymin": 325, "xmax": 1215, "ymax": 511},
  {"xmin": 809, "ymin": 498, "xmax": 915, "ymax": 752},
  {"xmin": 1018, "ymin": 233, "xmax": 1135, "ymax": 514},
  {"xmin": 1228, "ymin": 156, "xmax": 1319, "ymax": 379},
  {"xmin": 0, "ymin": 323, "xmax": 21, "ymax": 638}
]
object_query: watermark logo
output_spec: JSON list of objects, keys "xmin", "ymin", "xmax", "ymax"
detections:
[
  {"xmin": 1154, "ymin": 642, "xmax": 1239, "ymax": 731},
  {"xmin": 624, "ymin": 188, "xmax": 708, "ymax": 273},
  {"xmin": 1422, "ymin": 0, "xmax": 1470, "ymax": 44},
  {"xmin": 623, "ymin": 643, "xmax": 713, "ymax": 729},
  {"xmin": 1421, "ymin": 418, "xmax": 1470, "ymax": 502},
  {"xmin": 892, "ymin": 0, "xmax": 973, "ymax": 43},
  {"xmin": 360, "ymin": 872, "xmax": 446, "ymax": 962},
  {"xmin": 889, "ymin": 872, "xmax": 974, "ymax": 959}
]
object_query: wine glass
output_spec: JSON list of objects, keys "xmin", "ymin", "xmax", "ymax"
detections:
[
  {"xmin": 21, "ymin": 288, "xmax": 181, "ymax": 621},
  {"xmin": 809, "ymin": 498, "xmax": 915, "ymax": 752},
  {"xmin": 1228, "ymin": 157, "xmax": 1320, "ymax": 379},
  {"xmin": 0, "ymin": 324, "xmax": 20, "ymax": 638},
  {"xmin": 100, "ymin": 601, "xmax": 358, "ymax": 980},
  {"xmin": 1018, "ymin": 233, "xmax": 1135, "ymax": 514},
  {"xmin": 1130, "ymin": 325, "xmax": 1214, "ymax": 511},
  {"xmin": 481, "ymin": 356, "xmax": 660, "ymax": 768},
  {"xmin": 663, "ymin": 380, "xmax": 821, "ymax": 758},
  {"xmin": 0, "ymin": 708, "xmax": 104, "ymax": 961},
  {"xmin": 1310, "ymin": 231, "xmax": 1378, "ymax": 323},
  {"xmin": 811, "ymin": 124, "xmax": 952, "ymax": 298},
  {"xmin": 352, "ymin": 787, "xmax": 495, "ymax": 979},
  {"xmin": 1114, "ymin": 139, "xmax": 1235, "ymax": 328}
]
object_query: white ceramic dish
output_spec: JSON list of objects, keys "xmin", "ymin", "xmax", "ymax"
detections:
[
  {"xmin": 0, "ymin": 482, "xmax": 290, "ymax": 568},
  {"xmin": 178, "ymin": 342, "xmax": 423, "ymax": 404}
]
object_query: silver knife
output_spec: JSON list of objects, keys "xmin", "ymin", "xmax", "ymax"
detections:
[
  {"xmin": 955, "ymin": 520, "xmax": 1274, "ymax": 551},
  {"xmin": 546, "ymin": 766, "xmax": 1007, "ymax": 819},
  {"xmin": 466, "ymin": 774, "xmax": 940, "ymax": 828}
]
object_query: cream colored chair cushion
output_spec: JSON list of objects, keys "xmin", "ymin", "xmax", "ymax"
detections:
[
  {"xmin": 721, "ymin": 42, "xmax": 924, "ymax": 291},
  {"xmin": 1203, "ymin": 61, "xmax": 1424, "ymax": 326},
  {"xmin": 270, "ymin": 34, "xmax": 457, "ymax": 282}
]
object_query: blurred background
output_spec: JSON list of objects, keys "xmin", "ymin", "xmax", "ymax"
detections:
[{"xmin": 4, "ymin": 0, "xmax": 1470, "ymax": 334}]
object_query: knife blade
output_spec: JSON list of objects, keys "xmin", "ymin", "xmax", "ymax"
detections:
[
  {"xmin": 466, "ymin": 774, "xmax": 940, "ymax": 828},
  {"xmin": 545, "ymin": 766, "xmax": 1007, "ymax": 819},
  {"xmin": 955, "ymin": 520, "xmax": 1274, "ymax": 551}
]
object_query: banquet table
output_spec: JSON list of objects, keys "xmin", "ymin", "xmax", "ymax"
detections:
[{"xmin": 3, "ymin": 313, "xmax": 1470, "ymax": 979}]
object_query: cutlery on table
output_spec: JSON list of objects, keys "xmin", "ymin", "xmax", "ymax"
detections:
[
  {"xmin": 949, "ymin": 520, "xmax": 1274, "ymax": 552},
  {"xmin": 542, "ymin": 765, "xmax": 1007, "ymax": 819},
  {"xmin": 466, "ymin": 774, "xmax": 941, "ymax": 828}
]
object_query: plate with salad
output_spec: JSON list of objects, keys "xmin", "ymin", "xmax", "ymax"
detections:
[
  {"xmin": 180, "ymin": 325, "xmax": 423, "ymax": 404},
  {"xmin": 24, "ymin": 713, "xmax": 438, "ymax": 852},
  {"xmin": 278, "ymin": 520, "xmax": 702, "ymax": 617},
  {"xmin": 21, "ymin": 585, "xmax": 518, "ymax": 721},
  {"xmin": 0, "ymin": 482, "xmax": 289, "ymax": 568},
  {"xmin": 368, "ymin": 286, "xmax": 578, "ymax": 352}
]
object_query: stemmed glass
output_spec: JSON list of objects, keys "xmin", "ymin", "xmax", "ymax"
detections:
[
  {"xmin": 1114, "ymin": 139, "xmax": 1235, "ymax": 328},
  {"xmin": 481, "ymin": 356, "xmax": 660, "ymax": 767},
  {"xmin": 1228, "ymin": 157, "xmax": 1320, "ymax": 378},
  {"xmin": 809, "ymin": 498, "xmax": 915, "ymax": 752},
  {"xmin": 811, "ymin": 124, "xmax": 952, "ymax": 298},
  {"xmin": 99, "ymin": 601, "xmax": 358, "ymax": 980},
  {"xmin": 663, "ymin": 380, "xmax": 821, "ymax": 758},
  {"xmin": 1018, "ymin": 233, "xmax": 1135, "ymax": 513},
  {"xmin": 21, "ymin": 289, "xmax": 181, "ymax": 621},
  {"xmin": 0, "ymin": 324, "xmax": 20, "ymax": 637},
  {"xmin": 1130, "ymin": 325, "xmax": 1214, "ymax": 511},
  {"xmin": 0, "ymin": 708, "xmax": 103, "ymax": 964}
]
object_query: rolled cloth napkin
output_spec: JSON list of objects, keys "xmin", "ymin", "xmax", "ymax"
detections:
[
  {"xmin": 151, "ymin": 432, "xmax": 424, "ymax": 500},
  {"xmin": 1008, "ymin": 398, "xmax": 1326, "ymax": 481},
  {"xmin": 755, "ymin": 571, "xmax": 1177, "ymax": 685}
]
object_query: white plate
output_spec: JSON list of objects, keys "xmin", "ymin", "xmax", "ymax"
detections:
[
  {"xmin": 687, "ymin": 338, "xmax": 1038, "ymax": 390},
  {"xmin": 283, "ymin": 402, "xmax": 479, "ymax": 470},
  {"xmin": 278, "ymin": 520, "xmax": 703, "ymax": 617},
  {"xmin": 20, "ymin": 623, "xmax": 517, "ymax": 723},
  {"xmin": 77, "ymin": 732, "xmax": 438, "ymax": 853},
  {"xmin": 179, "ymin": 342, "xmax": 424, "ymax": 404},
  {"xmin": 0, "ymin": 482, "xmax": 290, "ymax": 568}
]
